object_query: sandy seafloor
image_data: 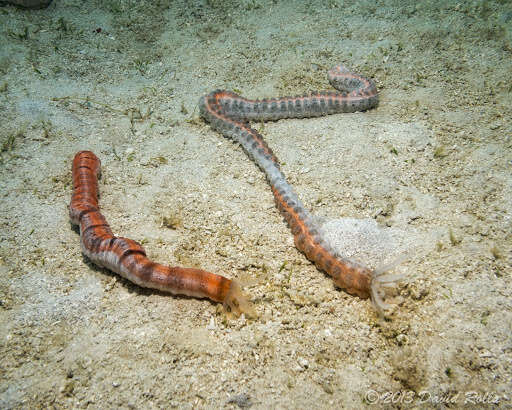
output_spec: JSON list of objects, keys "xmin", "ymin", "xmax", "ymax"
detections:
[{"xmin": 0, "ymin": 0, "xmax": 511, "ymax": 408}]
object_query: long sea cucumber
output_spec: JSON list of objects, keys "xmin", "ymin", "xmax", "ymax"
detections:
[
  {"xmin": 199, "ymin": 65, "xmax": 399, "ymax": 311},
  {"xmin": 69, "ymin": 150, "xmax": 252, "ymax": 316}
]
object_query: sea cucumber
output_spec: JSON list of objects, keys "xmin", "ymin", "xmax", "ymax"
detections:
[
  {"xmin": 199, "ymin": 65, "xmax": 400, "ymax": 311},
  {"xmin": 69, "ymin": 150, "xmax": 252, "ymax": 316}
]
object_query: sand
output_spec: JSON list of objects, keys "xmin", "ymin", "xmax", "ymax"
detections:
[{"xmin": 0, "ymin": 0, "xmax": 511, "ymax": 408}]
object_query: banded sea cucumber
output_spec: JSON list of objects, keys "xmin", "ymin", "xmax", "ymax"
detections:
[
  {"xmin": 70, "ymin": 151, "xmax": 252, "ymax": 316},
  {"xmin": 199, "ymin": 65, "xmax": 400, "ymax": 311}
]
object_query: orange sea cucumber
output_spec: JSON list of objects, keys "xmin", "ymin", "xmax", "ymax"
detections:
[
  {"xmin": 69, "ymin": 150, "xmax": 252, "ymax": 316},
  {"xmin": 71, "ymin": 65, "xmax": 401, "ymax": 315},
  {"xmin": 199, "ymin": 65, "xmax": 400, "ymax": 311}
]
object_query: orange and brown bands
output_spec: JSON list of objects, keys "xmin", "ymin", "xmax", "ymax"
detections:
[
  {"xmin": 70, "ymin": 151, "xmax": 252, "ymax": 316},
  {"xmin": 72, "ymin": 65, "xmax": 400, "ymax": 316},
  {"xmin": 199, "ymin": 65, "xmax": 400, "ymax": 311}
]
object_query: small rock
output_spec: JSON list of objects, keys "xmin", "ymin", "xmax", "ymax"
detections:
[
  {"xmin": 207, "ymin": 317, "xmax": 216, "ymax": 330},
  {"xmin": 298, "ymin": 357, "xmax": 309, "ymax": 369},
  {"xmin": 396, "ymin": 334, "xmax": 408, "ymax": 346}
]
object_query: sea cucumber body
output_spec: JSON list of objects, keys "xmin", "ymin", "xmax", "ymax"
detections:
[
  {"xmin": 199, "ymin": 65, "xmax": 378, "ymax": 299},
  {"xmin": 70, "ymin": 151, "xmax": 236, "ymax": 304}
]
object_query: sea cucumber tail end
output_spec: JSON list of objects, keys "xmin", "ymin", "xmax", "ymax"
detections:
[
  {"xmin": 223, "ymin": 280, "xmax": 255, "ymax": 318},
  {"xmin": 370, "ymin": 255, "xmax": 409, "ymax": 314}
]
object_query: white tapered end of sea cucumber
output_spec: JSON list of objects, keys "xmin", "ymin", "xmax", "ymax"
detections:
[
  {"xmin": 223, "ymin": 280, "xmax": 255, "ymax": 319},
  {"xmin": 370, "ymin": 253, "xmax": 409, "ymax": 314}
]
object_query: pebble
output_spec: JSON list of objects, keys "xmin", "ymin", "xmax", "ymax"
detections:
[
  {"xmin": 207, "ymin": 317, "xmax": 216, "ymax": 330},
  {"xmin": 298, "ymin": 357, "xmax": 309, "ymax": 369}
]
